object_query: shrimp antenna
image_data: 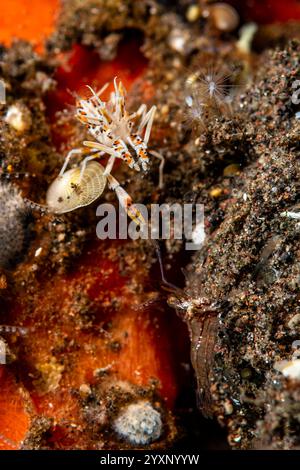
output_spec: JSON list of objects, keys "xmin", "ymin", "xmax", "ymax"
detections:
[
  {"xmin": 23, "ymin": 198, "xmax": 50, "ymax": 214},
  {"xmin": 67, "ymin": 88, "xmax": 80, "ymax": 100},
  {"xmin": 86, "ymin": 82, "xmax": 109, "ymax": 98},
  {"xmin": 23, "ymin": 198, "xmax": 63, "ymax": 223},
  {"xmin": 152, "ymin": 240, "xmax": 180, "ymax": 292}
]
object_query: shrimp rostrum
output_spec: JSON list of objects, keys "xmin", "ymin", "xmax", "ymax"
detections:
[{"xmin": 46, "ymin": 78, "xmax": 156, "ymax": 226}]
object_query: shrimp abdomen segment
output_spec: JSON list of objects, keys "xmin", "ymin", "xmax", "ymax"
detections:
[{"xmin": 46, "ymin": 161, "xmax": 107, "ymax": 214}]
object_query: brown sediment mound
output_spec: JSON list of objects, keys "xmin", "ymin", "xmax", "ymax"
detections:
[{"xmin": 175, "ymin": 41, "xmax": 300, "ymax": 449}]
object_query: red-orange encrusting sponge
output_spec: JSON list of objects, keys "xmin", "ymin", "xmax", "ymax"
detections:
[
  {"xmin": 0, "ymin": 0, "xmax": 60, "ymax": 53},
  {"xmin": 229, "ymin": 0, "xmax": 300, "ymax": 24},
  {"xmin": 0, "ymin": 367, "xmax": 32, "ymax": 449}
]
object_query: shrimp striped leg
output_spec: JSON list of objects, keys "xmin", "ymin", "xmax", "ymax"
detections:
[
  {"xmin": 127, "ymin": 135, "xmax": 149, "ymax": 171},
  {"xmin": 138, "ymin": 105, "xmax": 156, "ymax": 144},
  {"xmin": 83, "ymin": 140, "xmax": 139, "ymax": 171},
  {"xmin": 106, "ymin": 172, "xmax": 145, "ymax": 227}
]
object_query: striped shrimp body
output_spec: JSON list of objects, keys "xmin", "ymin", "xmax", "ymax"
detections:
[
  {"xmin": 47, "ymin": 78, "xmax": 159, "ymax": 226},
  {"xmin": 76, "ymin": 79, "xmax": 155, "ymax": 173},
  {"xmin": 46, "ymin": 160, "xmax": 144, "ymax": 226}
]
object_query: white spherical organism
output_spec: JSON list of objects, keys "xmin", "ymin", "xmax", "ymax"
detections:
[{"xmin": 113, "ymin": 401, "xmax": 162, "ymax": 445}]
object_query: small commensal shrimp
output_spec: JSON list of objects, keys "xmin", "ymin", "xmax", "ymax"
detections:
[{"xmin": 46, "ymin": 78, "xmax": 158, "ymax": 226}]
